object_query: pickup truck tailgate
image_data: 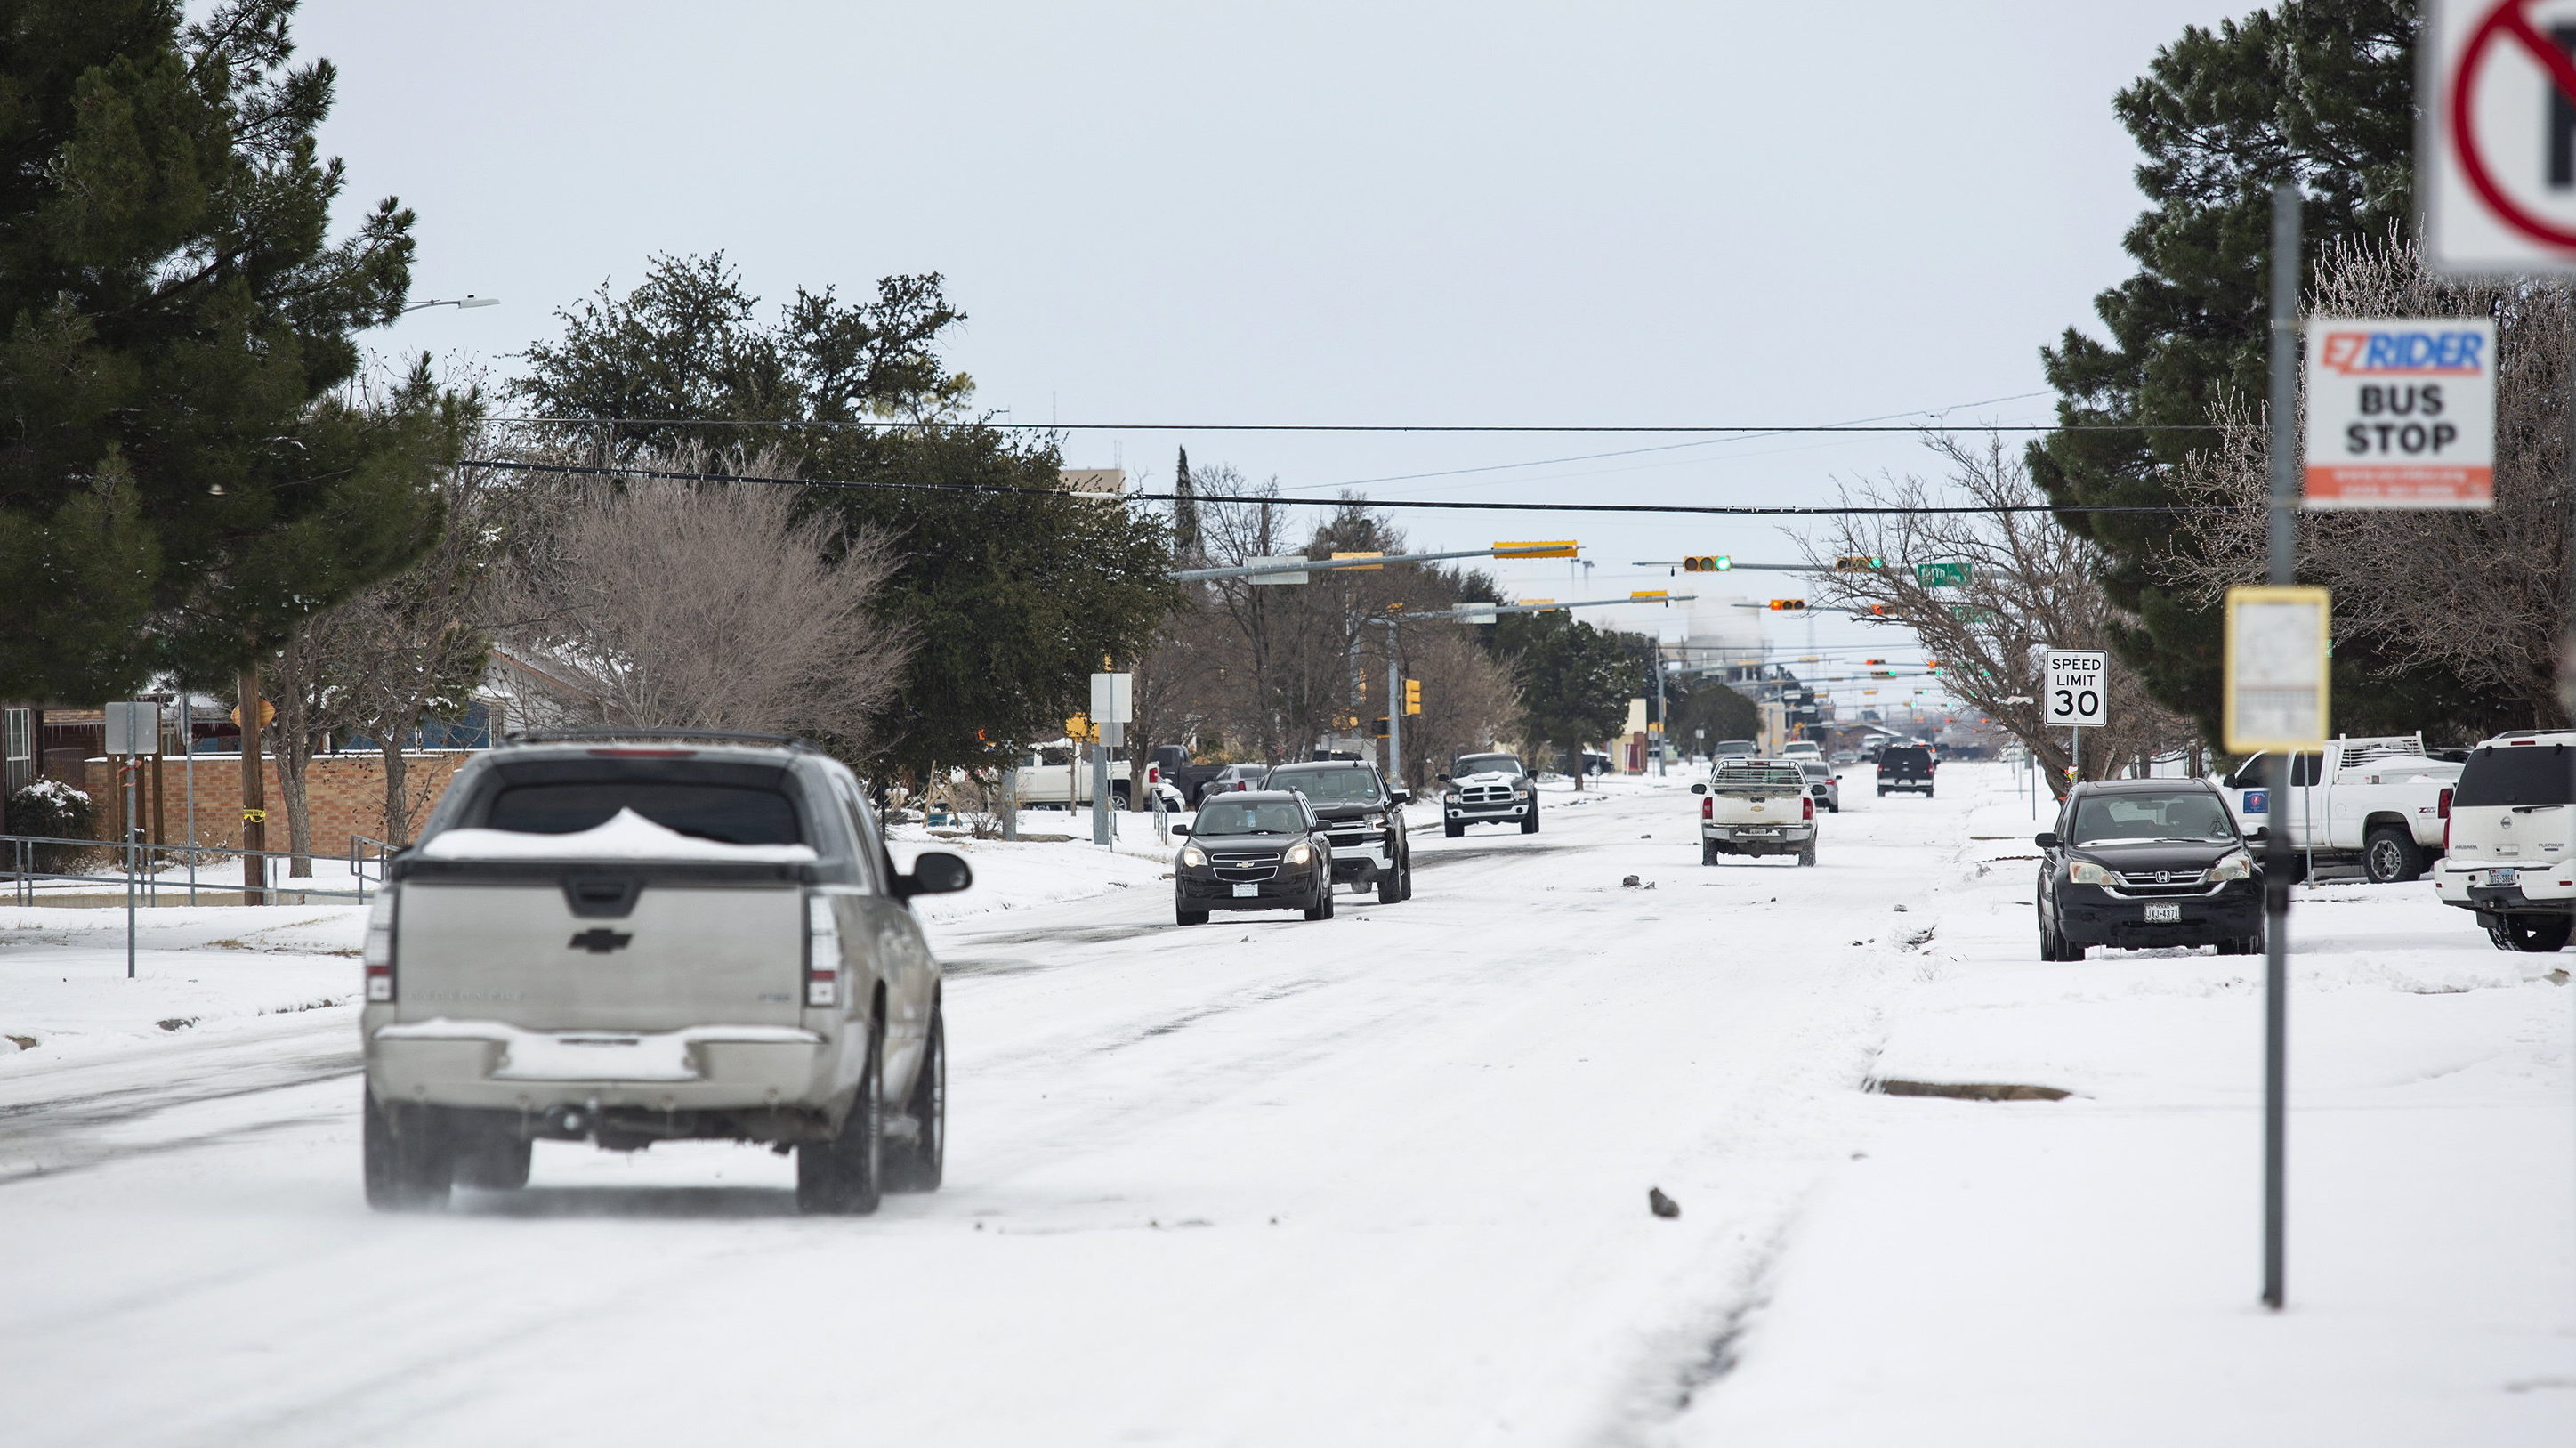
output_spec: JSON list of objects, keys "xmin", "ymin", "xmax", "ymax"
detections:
[{"xmin": 395, "ymin": 876, "xmax": 806, "ymax": 1031}]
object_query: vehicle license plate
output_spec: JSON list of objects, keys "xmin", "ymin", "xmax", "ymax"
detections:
[
  {"xmin": 2488, "ymin": 869, "xmax": 2518, "ymax": 887},
  {"xmin": 1232, "ymin": 883, "xmax": 1259, "ymax": 897},
  {"xmin": 2144, "ymin": 902, "xmax": 2182, "ymax": 924},
  {"xmin": 1741, "ymin": 828, "xmax": 1776, "ymax": 837}
]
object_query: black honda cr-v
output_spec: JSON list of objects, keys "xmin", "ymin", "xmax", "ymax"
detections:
[{"xmin": 2034, "ymin": 779, "xmax": 2264, "ymax": 960}]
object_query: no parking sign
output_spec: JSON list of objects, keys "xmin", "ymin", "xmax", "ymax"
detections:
[{"xmin": 2425, "ymin": 0, "xmax": 2576, "ymax": 272}]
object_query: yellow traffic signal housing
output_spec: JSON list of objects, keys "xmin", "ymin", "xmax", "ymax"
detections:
[
  {"xmin": 1402, "ymin": 678, "xmax": 1422, "ymax": 715},
  {"xmin": 1767, "ymin": 599, "xmax": 1806, "ymax": 611},
  {"xmin": 1372, "ymin": 716, "xmax": 1390, "ymax": 738},
  {"xmin": 1682, "ymin": 555, "xmax": 1732, "ymax": 572},
  {"xmin": 1833, "ymin": 555, "xmax": 1883, "ymax": 572}
]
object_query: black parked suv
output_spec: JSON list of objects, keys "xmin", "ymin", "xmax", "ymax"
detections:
[
  {"xmin": 2034, "ymin": 779, "xmax": 2263, "ymax": 960},
  {"xmin": 1264, "ymin": 760, "xmax": 1415, "ymax": 903},
  {"xmin": 1174, "ymin": 791, "xmax": 1335, "ymax": 925},
  {"xmin": 1877, "ymin": 744, "xmax": 1935, "ymax": 797}
]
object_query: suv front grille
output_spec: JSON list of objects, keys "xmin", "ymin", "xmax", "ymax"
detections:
[
  {"xmin": 2115, "ymin": 870, "xmax": 2207, "ymax": 895},
  {"xmin": 1459, "ymin": 785, "xmax": 1514, "ymax": 805},
  {"xmin": 1211, "ymin": 850, "xmax": 1281, "ymax": 881}
]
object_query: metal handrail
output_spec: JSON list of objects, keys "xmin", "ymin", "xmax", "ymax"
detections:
[{"xmin": 0, "ymin": 831, "xmax": 371, "ymax": 903}]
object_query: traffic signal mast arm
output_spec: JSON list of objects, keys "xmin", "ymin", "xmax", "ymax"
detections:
[
  {"xmin": 1173, "ymin": 541, "xmax": 1578, "ymax": 583},
  {"xmin": 1395, "ymin": 592, "xmax": 1697, "ymax": 621}
]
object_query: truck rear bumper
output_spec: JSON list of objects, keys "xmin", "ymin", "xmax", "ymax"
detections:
[{"xmin": 367, "ymin": 1020, "xmax": 836, "ymax": 1112}]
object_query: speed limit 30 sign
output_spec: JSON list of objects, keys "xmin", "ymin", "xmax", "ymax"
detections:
[{"xmin": 2044, "ymin": 650, "xmax": 2108, "ymax": 728}]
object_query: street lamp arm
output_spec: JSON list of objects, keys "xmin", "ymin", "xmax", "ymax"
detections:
[{"xmin": 401, "ymin": 295, "xmax": 501, "ymax": 314}]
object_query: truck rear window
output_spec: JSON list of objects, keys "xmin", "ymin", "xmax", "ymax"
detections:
[
  {"xmin": 484, "ymin": 783, "xmax": 803, "ymax": 845},
  {"xmin": 2454, "ymin": 745, "xmax": 2575, "ymax": 808}
]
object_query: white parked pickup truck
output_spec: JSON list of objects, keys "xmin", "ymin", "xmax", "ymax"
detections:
[
  {"xmin": 2217, "ymin": 734, "xmax": 2460, "ymax": 883},
  {"xmin": 362, "ymin": 730, "xmax": 972, "ymax": 1216},
  {"xmin": 1692, "ymin": 760, "xmax": 1817, "ymax": 866}
]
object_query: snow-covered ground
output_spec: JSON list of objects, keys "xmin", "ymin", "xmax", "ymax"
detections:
[{"xmin": 0, "ymin": 764, "xmax": 2564, "ymax": 1445}]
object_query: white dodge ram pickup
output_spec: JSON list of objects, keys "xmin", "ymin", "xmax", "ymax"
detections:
[
  {"xmin": 1692, "ymin": 761, "xmax": 1817, "ymax": 866},
  {"xmin": 362, "ymin": 731, "xmax": 971, "ymax": 1216}
]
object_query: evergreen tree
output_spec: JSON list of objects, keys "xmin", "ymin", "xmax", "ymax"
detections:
[
  {"xmin": 0, "ymin": 0, "xmax": 456, "ymax": 699},
  {"xmin": 1493, "ymin": 611, "xmax": 1637, "ymax": 787},
  {"xmin": 1172, "ymin": 445, "xmax": 1201, "ymax": 563},
  {"xmin": 510, "ymin": 254, "xmax": 1179, "ymax": 782},
  {"xmin": 2030, "ymin": 0, "xmax": 2416, "ymax": 738}
]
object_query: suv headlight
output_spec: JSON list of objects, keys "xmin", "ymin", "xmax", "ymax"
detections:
[
  {"xmin": 2067, "ymin": 860, "xmax": 2114, "ymax": 886},
  {"xmin": 2207, "ymin": 851, "xmax": 2253, "ymax": 881},
  {"xmin": 1178, "ymin": 843, "xmax": 1207, "ymax": 868},
  {"xmin": 1284, "ymin": 840, "xmax": 1314, "ymax": 865}
]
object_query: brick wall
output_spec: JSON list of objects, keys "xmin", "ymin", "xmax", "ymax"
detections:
[{"xmin": 76, "ymin": 751, "xmax": 475, "ymax": 852}]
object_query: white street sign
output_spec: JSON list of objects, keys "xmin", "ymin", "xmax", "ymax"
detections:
[
  {"xmin": 101, "ymin": 700, "xmax": 157, "ymax": 756},
  {"xmin": 1088, "ymin": 671, "xmax": 1133, "ymax": 725},
  {"xmin": 2043, "ymin": 650, "xmax": 2107, "ymax": 728},
  {"xmin": 2224, "ymin": 587, "xmax": 2331, "ymax": 754},
  {"xmin": 2303, "ymin": 317, "xmax": 2496, "ymax": 508},
  {"xmin": 1243, "ymin": 554, "xmax": 1309, "ymax": 586},
  {"xmin": 2424, "ymin": 0, "xmax": 2576, "ymax": 273}
]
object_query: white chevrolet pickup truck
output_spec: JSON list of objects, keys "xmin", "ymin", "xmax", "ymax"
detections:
[
  {"xmin": 362, "ymin": 731, "xmax": 971, "ymax": 1216},
  {"xmin": 1692, "ymin": 761, "xmax": 1817, "ymax": 866},
  {"xmin": 2218, "ymin": 734, "xmax": 2460, "ymax": 883}
]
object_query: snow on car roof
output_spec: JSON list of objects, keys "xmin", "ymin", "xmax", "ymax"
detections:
[{"xmin": 418, "ymin": 806, "xmax": 820, "ymax": 862}]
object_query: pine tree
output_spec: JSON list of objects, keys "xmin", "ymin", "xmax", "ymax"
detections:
[
  {"xmin": 0, "ymin": 0, "xmax": 458, "ymax": 700},
  {"xmin": 1493, "ymin": 611, "xmax": 1637, "ymax": 788},
  {"xmin": 2030, "ymin": 0, "xmax": 2416, "ymax": 738}
]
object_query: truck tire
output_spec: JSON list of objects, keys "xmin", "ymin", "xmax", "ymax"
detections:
[
  {"xmin": 452, "ymin": 1129, "xmax": 532, "ymax": 1191},
  {"xmin": 884, "ymin": 1004, "xmax": 944, "ymax": 1193},
  {"xmin": 1175, "ymin": 901, "xmax": 1207, "ymax": 926},
  {"xmin": 1398, "ymin": 856, "xmax": 1414, "ymax": 900},
  {"xmin": 798, "ymin": 1022, "xmax": 884, "ymax": 1216},
  {"xmin": 2492, "ymin": 915, "xmax": 2573, "ymax": 952},
  {"xmin": 1444, "ymin": 821, "xmax": 1464, "ymax": 838},
  {"xmin": 2362, "ymin": 827, "xmax": 2427, "ymax": 885},
  {"xmin": 1701, "ymin": 839, "xmax": 1720, "ymax": 866},
  {"xmin": 1797, "ymin": 842, "xmax": 1817, "ymax": 867},
  {"xmin": 363, "ymin": 1088, "xmax": 454, "ymax": 1211},
  {"xmin": 1520, "ymin": 814, "xmax": 1539, "ymax": 834}
]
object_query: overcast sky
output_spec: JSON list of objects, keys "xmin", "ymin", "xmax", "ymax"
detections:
[{"xmin": 299, "ymin": 0, "xmax": 2245, "ymax": 714}]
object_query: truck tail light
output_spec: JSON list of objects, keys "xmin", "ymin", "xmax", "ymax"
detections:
[
  {"xmin": 1700, "ymin": 797, "xmax": 1713, "ymax": 820},
  {"xmin": 805, "ymin": 895, "xmax": 841, "ymax": 1007},
  {"xmin": 362, "ymin": 891, "xmax": 397, "ymax": 1002},
  {"xmin": 1802, "ymin": 796, "xmax": 1815, "ymax": 821},
  {"xmin": 2440, "ymin": 787, "xmax": 2453, "ymax": 851},
  {"xmin": 1146, "ymin": 764, "xmax": 1161, "ymax": 784}
]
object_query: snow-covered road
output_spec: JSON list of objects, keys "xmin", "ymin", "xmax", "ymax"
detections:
[{"xmin": 1, "ymin": 766, "xmax": 2567, "ymax": 1445}]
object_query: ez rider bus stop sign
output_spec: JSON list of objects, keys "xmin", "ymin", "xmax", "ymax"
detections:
[
  {"xmin": 2303, "ymin": 318, "xmax": 2496, "ymax": 508},
  {"xmin": 2425, "ymin": 0, "xmax": 2576, "ymax": 273}
]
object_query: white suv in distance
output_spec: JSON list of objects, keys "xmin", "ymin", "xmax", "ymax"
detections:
[{"xmin": 2433, "ymin": 730, "xmax": 2576, "ymax": 951}]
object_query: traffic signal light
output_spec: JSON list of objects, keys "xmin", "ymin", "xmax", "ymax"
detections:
[
  {"xmin": 1682, "ymin": 555, "xmax": 1732, "ymax": 572},
  {"xmin": 1402, "ymin": 678, "xmax": 1422, "ymax": 715},
  {"xmin": 1372, "ymin": 716, "xmax": 1390, "ymax": 739},
  {"xmin": 1767, "ymin": 599, "xmax": 1805, "ymax": 611},
  {"xmin": 1863, "ymin": 659, "xmax": 1885, "ymax": 665},
  {"xmin": 1833, "ymin": 555, "xmax": 1884, "ymax": 572},
  {"xmin": 1861, "ymin": 603, "xmax": 1894, "ymax": 616}
]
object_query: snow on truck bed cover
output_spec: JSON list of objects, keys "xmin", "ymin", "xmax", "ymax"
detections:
[{"xmin": 416, "ymin": 807, "xmax": 820, "ymax": 863}]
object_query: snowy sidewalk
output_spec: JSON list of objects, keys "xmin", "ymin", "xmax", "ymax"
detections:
[{"xmin": 1667, "ymin": 766, "xmax": 2576, "ymax": 1447}]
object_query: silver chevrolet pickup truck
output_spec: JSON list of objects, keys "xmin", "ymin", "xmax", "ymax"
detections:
[{"xmin": 360, "ymin": 731, "xmax": 969, "ymax": 1216}]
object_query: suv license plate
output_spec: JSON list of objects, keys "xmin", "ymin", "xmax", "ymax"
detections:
[
  {"xmin": 1232, "ymin": 883, "xmax": 1259, "ymax": 898},
  {"xmin": 2144, "ymin": 902, "xmax": 2182, "ymax": 924},
  {"xmin": 2488, "ymin": 869, "xmax": 2518, "ymax": 887}
]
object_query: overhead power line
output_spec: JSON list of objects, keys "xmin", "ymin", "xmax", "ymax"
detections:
[
  {"xmin": 493, "ymin": 415, "xmax": 2210, "ymax": 434},
  {"xmin": 459, "ymin": 457, "xmax": 2217, "ymax": 517}
]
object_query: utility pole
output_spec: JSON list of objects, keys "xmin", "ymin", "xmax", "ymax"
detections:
[
  {"xmin": 1383, "ymin": 619, "xmax": 1403, "ymax": 790},
  {"xmin": 238, "ymin": 664, "xmax": 266, "ymax": 907}
]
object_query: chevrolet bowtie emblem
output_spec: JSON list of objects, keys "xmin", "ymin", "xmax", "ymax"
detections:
[{"xmin": 569, "ymin": 928, "xmax": 634, "ymax": 954}]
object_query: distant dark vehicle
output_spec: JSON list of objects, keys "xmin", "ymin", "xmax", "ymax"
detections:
[
  {"xmin": 1143, "ymin": 745, "xmax": 1223, "ymax": 807},
  {"xmin": 1173, "ymin": 790, "xmax": 1334, "ymax": 925},
  {"xmin": 1710, "ymin": 738, "xmax": 1759, "ymax": 763},
  {"xmin": 1439, "ymin": 753, "xmax": 1538, "ymax": 837},
  {"xmin": 2033, "ymin": 779, "xmax": 2262, "ymax": 960},
  {"xmin": 1265, "ymin": 760, "xmax": 1416, "ymax": 904},
  {"xmin": 1876, "ymin": 745, "xmax": 1935, "ymax": 797},
  {"xmin": 1196, "ymin": 763, "xmax": 1269, "ymax": 804}
]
